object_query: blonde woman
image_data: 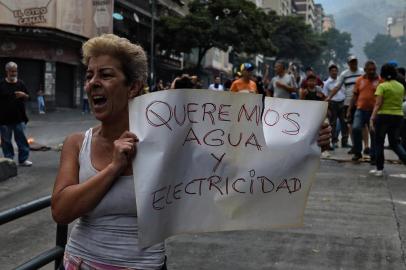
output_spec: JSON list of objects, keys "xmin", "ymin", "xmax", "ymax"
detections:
[{"xmin": 51, "ymin": 34, "xmax": 166, "ymax": 270}]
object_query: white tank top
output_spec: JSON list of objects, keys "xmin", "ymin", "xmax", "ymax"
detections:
[{"xmin": 65, "ymin": 128, "xmax": 165, "ymax": 269}]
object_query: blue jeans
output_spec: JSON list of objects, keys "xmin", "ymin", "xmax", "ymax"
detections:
[
  {"xmin": 375, "ymin": 114, "xmax": 406, "ymax": 170},
  {"xmin": 0, "ymin": 123, "xmax": 30, "ymax": 163},
  {"xmin": 352, "ymin": 109, "xmax": 375, "ymax": 159},
  {"xmin": 37, "ymin": 96, "xmax": 45, "ymax": 113},
  {"xmin": 82, "ymin": 98, "xmax": 90, "ymax": 113}
]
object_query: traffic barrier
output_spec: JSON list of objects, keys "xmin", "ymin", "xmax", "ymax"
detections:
[{"xmin": 0, "ymin": 195, "xmax": 67, "ymax": 270}]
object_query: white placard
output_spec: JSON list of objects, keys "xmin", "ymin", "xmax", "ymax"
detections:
[{"xmin": 129, "ymin": 89, "xmax": 327, "ymax": 247}]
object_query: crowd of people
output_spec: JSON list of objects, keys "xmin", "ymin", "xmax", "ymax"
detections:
[{"xmin": 185, "ymin": 55, "xmax": 405, "ymax": 177}]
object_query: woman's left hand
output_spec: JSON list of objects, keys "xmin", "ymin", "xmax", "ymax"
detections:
[
  {"xmin": 318, "ymin": 122, "xmax": 331, "ymax": 150},
  {"xmin": 369, "ymin": 117, "xmax": 375, "ymax": 132}
]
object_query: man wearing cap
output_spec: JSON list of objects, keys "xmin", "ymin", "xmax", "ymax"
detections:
[
  {"xmin": 230, "ymin": 63, "xmax": 257, "ymax": 93},
  {"xmin": 322, "ymin": 64, "xmax": 346, "ymax": 149},
  {"xmin": 267, "ymin": 61, "xmax": 297, "ymax": 99},
  {"xmin": 326, "ymin": 55, "xmax": 364, "ymax": 148}
]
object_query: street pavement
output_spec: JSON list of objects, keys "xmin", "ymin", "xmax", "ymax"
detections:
[{"xmin": 1, "ymin": 109, "xmax": 406, "ymax": 269}]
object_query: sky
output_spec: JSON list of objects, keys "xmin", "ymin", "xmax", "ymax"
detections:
[{"xmin": 315, "ymin": 0, "xmax": 352, "ymax": 14}]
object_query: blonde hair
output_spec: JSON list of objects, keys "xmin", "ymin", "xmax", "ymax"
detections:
[{"xmin": 82, "ymin": 34, "xmax": 147, "ymax": 84}]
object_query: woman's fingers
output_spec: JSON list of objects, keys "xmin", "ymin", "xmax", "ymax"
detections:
[{"xmin": 318, "ymin": 122, "xmax": 331, "ymax": 148}]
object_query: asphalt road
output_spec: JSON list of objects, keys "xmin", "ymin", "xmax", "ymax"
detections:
[{"xmin": 1, "ymin": 109, "xmax": 406, "ymax": 270}]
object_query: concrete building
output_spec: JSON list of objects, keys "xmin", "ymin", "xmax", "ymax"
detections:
[
  {"xmin": 114, "ymin": 0, "xmax": 188, "ymax": 84},
  {"xmin": 0, "ymin": 0, "xmax": 188, "ymax": 111},
  {"xmin": 314, "ymin": 3, "xmax": 324, "ymax": 33},
  {"xmin": 0, "ymin": 0, "xmax": 115, "ymax": 110},
  {"xmin": 293, "ymin": 0, "xmax": 316, "ymax": 29},
  {"xmin": 262, "ymin": 0, "xmax": 293, "ymax": 16},
  {"xmin": 322, "ymin": 14, "xmax": 335, "ymax": 32},
  {"xmin": 387, "ymin": 12, "xmax": 406, "ymax": 38}
]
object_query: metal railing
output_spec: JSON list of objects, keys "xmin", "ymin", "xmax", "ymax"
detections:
[{"xmin": 0, "ymin": 195, "xmax": 67, "ymax": 270}]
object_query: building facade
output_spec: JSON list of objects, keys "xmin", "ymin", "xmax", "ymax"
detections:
[
  {"xmin": 262, "ymin": 0, "xmax": 293, "ymax": 16},
  {"xmin": 293, "ymin": 0, "xmax": 316, "ymax": 29},
  {"xmin": 314, "ymin": 3, "xmax": 324, "ymax": 33},
  {"xmin": 387, "ymin": 12, "xmax": 406, "ymax": 38},
  {"xmin": 322, "ymin": 14, "xmax": 335, "ymax": 32},
  {"xmin": 0, "ymin": 0, "xmax": 115, "ymax": 110}
]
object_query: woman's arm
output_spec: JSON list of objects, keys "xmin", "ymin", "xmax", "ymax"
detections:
[{"xmin": 51, "ymin": 131, "xmax": 137, "ymax": 224}]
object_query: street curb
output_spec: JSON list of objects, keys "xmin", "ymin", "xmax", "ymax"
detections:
[{"xmin": 0, "ymin": 158, "xmax": 17, "ymax": 182}]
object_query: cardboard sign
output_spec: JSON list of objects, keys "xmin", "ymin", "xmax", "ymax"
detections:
[{"xmin": 129, "ymin": 89, "xmax": 327, "ymax": 247}]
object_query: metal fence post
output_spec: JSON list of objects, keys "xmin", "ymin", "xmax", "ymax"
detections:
[{"xmin": 54, "ymin": 224, "xmax": 68, "ymax": 270}]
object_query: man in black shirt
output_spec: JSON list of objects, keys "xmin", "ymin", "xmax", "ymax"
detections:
[{"xmin": 0, "ymin": 62, "xmax": 32, "ymax": 166}]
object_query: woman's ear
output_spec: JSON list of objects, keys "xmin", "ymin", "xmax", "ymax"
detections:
[{"xmin": 128, "ymin": 81, "xmax": 143, "ymax": 99}]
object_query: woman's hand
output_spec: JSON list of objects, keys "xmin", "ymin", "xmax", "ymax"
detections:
[
  {"xmin": 318, "ymin": 122, "xmax": 332, "ymax": 151},
  {"xmin": 369, "ymin": 117, "xmax": 375, "ymax": 132},
  {"xmin": 110, "ymin": 131, "xmax": 139, "ymax": 174}
]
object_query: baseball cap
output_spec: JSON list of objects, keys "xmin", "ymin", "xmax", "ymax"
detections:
[
  {"xmin": 388, "ymin": 60, "xmax": 398, "ymax": 67},
  {"xmin": 240, "ymin": 63, "xmax": 254, "ymax": 72},
  {"xmin": 347, "ymin": 55, "xmax": 357, "ymax": 62}
]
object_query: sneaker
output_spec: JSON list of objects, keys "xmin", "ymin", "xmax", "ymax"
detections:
[
  {"xmin": 19, "ymin": 160, "xmax": 33, "ymax": 167},
  {"xmin": 352, "ymin": 153, "xmax": 362, "ymax": 161},
  {"xmin": 363, "ymin": 147, "xmax": 370, "ymax": 155},
  {"xmin": 369, "ymin": 169, "xmax": 383, "ymax": 176}
]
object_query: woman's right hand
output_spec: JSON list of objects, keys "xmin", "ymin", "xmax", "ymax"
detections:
[{"xmin": 110, "ymin": 131, "xmax": 138, "ymax": 174}]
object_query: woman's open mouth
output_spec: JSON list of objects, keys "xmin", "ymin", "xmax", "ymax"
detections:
[{"xmin": 92, "ymin": 95, "xmax": 107, "ymax": 108}]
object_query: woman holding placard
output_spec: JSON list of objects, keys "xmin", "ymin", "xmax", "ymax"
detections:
[
  {"xmin": 51, "ymin": 34, "xmax": 166, "ymax": 270},
  {"xmin": 51, "ymin": 33, "xmax": 331, "ymax": 270}
]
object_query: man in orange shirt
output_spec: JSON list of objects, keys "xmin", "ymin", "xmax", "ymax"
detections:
[
  {"xmin": 348, "ymin": 60, "xmax": 382, "ymax": 161},
  {"xmin": 230, "ymin": 63, "xmax": 257, "ymax": 93}
]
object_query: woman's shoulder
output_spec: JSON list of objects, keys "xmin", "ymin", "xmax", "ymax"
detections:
[{"xmin": 63, "ymin": 132, "xmax": 85, "ymax": 151}]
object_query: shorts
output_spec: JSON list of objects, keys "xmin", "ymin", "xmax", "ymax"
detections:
[{"xmin": 63, "ymin": 253, "xmax": 167, "ymax": 270}]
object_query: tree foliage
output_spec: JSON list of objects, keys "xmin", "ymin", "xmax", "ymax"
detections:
[
  {"xmin": 321, "ymin": 28, "xmax": 352, "ymax": 66},
  {"xmin": 156, "ymin": 0, "xmax": 352, "ymax": 72},
  {"xmin": 271, "ymin": 15, "xmax": 325, "ymax": 65},
  {"xmin": 364, "ymin": 34, "xmax": 405, "ymax": 67},
  {"xmin": 156, "ymin": 0, "xmax": 276, "ymax": 70}
]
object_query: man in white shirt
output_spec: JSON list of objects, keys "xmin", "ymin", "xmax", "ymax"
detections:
[
  {"xmin": 326, "ymin": 56, "xmax": 364, "ymax": 148},
  {"xmin": 323, "ymin": 64, "xmax": 346, "ymax": 149},
  {"xmin": 208, "ymin": 76, "xmax": 224, "ymax": 91}
]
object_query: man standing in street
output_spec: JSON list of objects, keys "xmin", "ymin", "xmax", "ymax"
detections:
[
  {"xmin": 267, "ymin": 61, "xmax": 297, "ymax": 98},
  {"xmin": 348, "ymin": 60, "xmax": 381, "ymax": 162},
  {"xmin": 208, "ymin": 76, "xmax": 224, "ymax": 91},
  {"xmin": 0, "ymin": 62, "xmax": 32, "ymax": 166},
  {"xmin": 230, "ymin": 63, "xmax": 257, "ymax": 93},
  {"xmin": 327, "ymin": 55, "xmax": 364, "ymax": 149},
  {"xmin": 322, "ymin": 64, "xmax": 346, "ymax": 149}
]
